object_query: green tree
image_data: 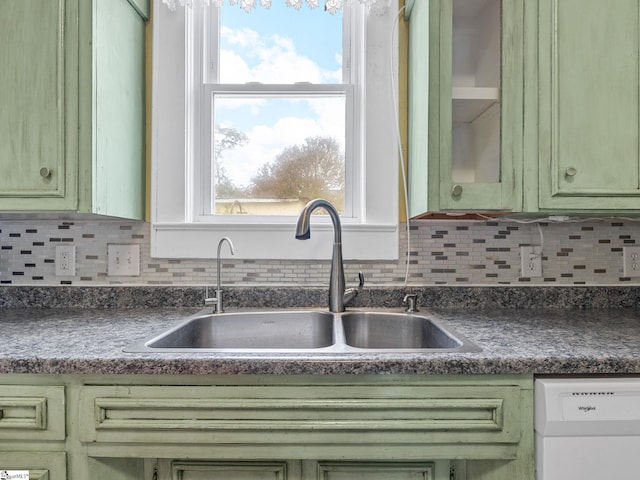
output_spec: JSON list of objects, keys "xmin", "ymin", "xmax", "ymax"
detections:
[
  {"xmin": 249, "ymin": 136, "xmax": 345, "ymax": 209},
  {"xmin": 214, "ymin": 126, "xmax": 248, "ymax": 198}
]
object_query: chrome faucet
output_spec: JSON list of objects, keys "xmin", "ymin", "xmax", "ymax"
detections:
[
  {"xmin": 295, "ymin": 199, "xmax": 364, "ymax": 312},
  {"xmin": 205, "ymin": 237, "xmax": 235, "ymax": 313}
]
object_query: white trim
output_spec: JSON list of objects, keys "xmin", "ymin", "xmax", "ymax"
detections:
[
  {"xmin": 152, "ymin": 222, "xmax": 398, "ymax": 259},
  {"xmin": 151, "ymin": 0, "xmax": 399, "ymax": 260}
]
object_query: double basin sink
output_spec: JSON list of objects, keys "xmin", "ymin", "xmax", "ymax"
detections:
[{"xmin": 126, "ymin": 309, "xmax": 480, "ymax": 354}]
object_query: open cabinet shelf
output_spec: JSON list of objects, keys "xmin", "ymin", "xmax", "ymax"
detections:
[{"xmin": 453, "ymin": 87, "xmax": 500, "ymax": 123}]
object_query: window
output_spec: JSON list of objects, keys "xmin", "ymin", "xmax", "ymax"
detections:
[
  {"xmin": 151, "ymin": 1, "xmax": 399, "ymax": 260},
  {"xmin": 202, "ymin": 3, "xmax": 353, "ymax": 217}
]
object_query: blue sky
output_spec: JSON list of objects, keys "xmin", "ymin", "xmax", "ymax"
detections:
[
  {"xmin": 220, "ymin": 2, "xmax": 343, "ymax": 74},
  {"xmin": 214, "ymin": 2, "xmax": 346, "ymax": 188}
]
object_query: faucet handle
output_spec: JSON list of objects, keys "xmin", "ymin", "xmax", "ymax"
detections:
[
  {"xmin": 204, "ymin": 297, "xmax": 217, "ymax": 307},
  {"xmin": 343, "ymin": 271, "xmax": 365, "ymax": 308},
  {"xmin": 403, "ymin": 294, "xmax": 419, "ymax": 313},
  {"xmin": 204, "ymin": 286, "xmax": 217, "ymax": 310}
]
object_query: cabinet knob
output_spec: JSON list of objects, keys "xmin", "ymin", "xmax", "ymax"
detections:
[
  {"xmin": 40, "ymin": 167, "xmax": 52, "ymax": 178},
  {"xmin": 452, "ymin": 184, "xmax": 463, "ymax": 197},
  {"xmin": 565, "ymin": 167, "xmax": 577, "ymax": 177}
]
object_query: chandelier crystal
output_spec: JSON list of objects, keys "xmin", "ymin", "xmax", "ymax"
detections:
[{"xmin": 161, "ymin": 0, "xmax": 391, "ymax": 15}]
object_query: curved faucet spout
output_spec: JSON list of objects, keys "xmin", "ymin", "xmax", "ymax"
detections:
[
  {"xmin": 205, "ymin": 237, "xmax": 235, "ymax": 313},
  {"xmin": 295, "ymin": 199, "xmax": 362, "ymax": 312},
  {"xmin": 295, "ymin": 198, "xmax": 342, "ymax": 244},
  {"xmin": 217, "ymin": 237, "xmax": 235, "ymax": 293}
]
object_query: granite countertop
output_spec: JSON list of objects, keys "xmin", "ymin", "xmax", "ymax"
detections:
[{"xmin": 1, "ymin": 305, "xmax": 640, "ymax": 375}]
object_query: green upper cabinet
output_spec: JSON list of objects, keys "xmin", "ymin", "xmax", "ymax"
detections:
[
  {"xmin": 526, "ymin": 0, "xmax": 640, "ymax": 212},
  {"xmin": 0, "ymin": 0, "xmax": 73, "ymax": 208},
  {"xmin": 408, "ymin": 0, "xmax": 524, "ymax": 216},
  {"xmin": 0, "ymin": 0, "xmax": 147, "ymax": 219}
]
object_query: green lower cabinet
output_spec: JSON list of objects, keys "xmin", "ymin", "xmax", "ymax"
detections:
[
  {"xmin": 0, "ymin": 386, "xmax": 66, "ymax": 479},
  {"xmin": 0, "ymin": 452, "xmax": 67, "ymax": 479},
  {"xmin": 0, "ymin": 374, "xmax": 534, "ymax": 480},
  {"xmin": 155, "ymin": 460, "xmax": 452, "ymax": 480}
]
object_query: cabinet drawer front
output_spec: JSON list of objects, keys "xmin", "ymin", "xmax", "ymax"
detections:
[
  {"xmin": 318, "ymin": 461, "xmax": 436, "ymax": 480},
  {"xmin": 79, "ymin": 385, "xmax": 521, "ymax": 446},
  {"xmin": 0, "ymin": 451, "xmax": 66, "ymax": 480},
  {"xmin": 0, "ymin": 386, "xmax": 65, "ymax": 441},
  {"xmin": 172, "ymin": 461, "xmax": 288, "ymax": 480}
]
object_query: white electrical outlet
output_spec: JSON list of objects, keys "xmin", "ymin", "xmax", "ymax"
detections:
[
  {"xmin": 108, "ymin": 244, "xmax": 140, "ymax": 276},
  {"xmin": 623, "ymin": 246, "xmax": 640, "ymax": 277},
  {"xmin": 55, "ymin": 245, "xmax": 76, "ymax": 276},
  {"xmin": 520, "ymin": 246, "xmax": 542, "ymax": 278}
]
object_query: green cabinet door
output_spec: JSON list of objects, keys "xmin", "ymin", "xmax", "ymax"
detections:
[
  {"xmin": 409, "ymin": 0, "xmax": 524, "ymax": 215},
  {"xmin": 78, "ymin": 0, "xmax": 147, "ymax": 219},
  {"xmin": 533, "ymin": 0, "xmax": 640, "ymax": 211},
  {"xmin": 0, "ymin": 0, "xmax": 147, "ymax": 218},
  {"xmin": 0, "ymin": 0, "xmax": 77, "ymax": 210}
]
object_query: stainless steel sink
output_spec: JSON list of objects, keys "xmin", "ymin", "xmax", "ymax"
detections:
[
  {"xmin": 341, "ymin": 312, "xmax": 463, "ymax": 349},
  {"xmin": 136, "ymin": 311, "xmax": 335, "ymax": 351},
  {"xmin": 125, "ymin": 309, "xmax": 480, "ymax": 353}
]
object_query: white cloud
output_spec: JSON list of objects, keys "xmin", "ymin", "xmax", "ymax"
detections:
[
  {"xmin": 219, "ymin": 26, "xmax": 338, "ymax": 84},
  {"xmin": 221, "ymin": 106, "xmax": 345, "ymax": 187},
  {"xmin": 253, "ymin": 49, "xmax": 324, "ymax": 84},
  {"xmin": 220, "ymin": 26, "xmax": 261, "ymax": 51},
  {"xmin": 305, "ymin": 97, "xmax": 345, "ymax": 141},
  {"xmin": 215, "ymin": 26, "xmax": 345, "ymax": 187},
  {"xmin": 219, "ymin": 49, "xmax": 254, "ymax": 83}
]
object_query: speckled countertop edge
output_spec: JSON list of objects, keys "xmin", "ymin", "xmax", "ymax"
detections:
[
  {"xmin": 1, "ymin": 300, "xmax": 640, "ymax": 376},
  {"xmin": 4, "ymin": 285, "xmax": 640, "ymax": 309}
]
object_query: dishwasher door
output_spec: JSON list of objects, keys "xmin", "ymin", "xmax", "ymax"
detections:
[{"xmin": 535, "ymin": 378, "xmax": 640, "ymax": 480}]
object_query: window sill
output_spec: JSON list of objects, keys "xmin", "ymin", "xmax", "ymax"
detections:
[{"xmin": 151, "ymin": 222, "xmax": 398, "ymax": 260}]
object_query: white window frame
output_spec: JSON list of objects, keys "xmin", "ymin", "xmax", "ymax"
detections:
[
  {"xmin": 151, "ymin": 1, "xmax": 399, "ymax": 260},
  {"xmin": 198, "ymin": 6, "xmax": 357, "ymax": 220},
  {"xmin": 200, "ymin": 85, "xmax": 356, "ymax": 219}
]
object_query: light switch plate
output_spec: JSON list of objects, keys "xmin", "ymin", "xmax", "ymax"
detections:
[{"xmin": 107, "ymin": 244, "xmax": 140, "ymax": 276}]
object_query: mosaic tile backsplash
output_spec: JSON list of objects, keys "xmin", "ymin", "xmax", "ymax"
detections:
[{"xmin": 2, "ymin": 217, "xmax": 640, "ymax": 286}]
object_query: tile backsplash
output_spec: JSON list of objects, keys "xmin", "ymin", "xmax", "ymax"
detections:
[{"xmin": 1, "ymin": 217, "xmax": 640, "ymax": 286}]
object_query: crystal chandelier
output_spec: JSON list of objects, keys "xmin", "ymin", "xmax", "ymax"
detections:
[{"xmin": 161, "ymin": 0, "xmax": 392, "ymax": 15}]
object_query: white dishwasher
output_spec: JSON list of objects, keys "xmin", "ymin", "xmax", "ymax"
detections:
[{"xmin": 535, "ymin": 377, "xmax": 640, "ymax": 479}]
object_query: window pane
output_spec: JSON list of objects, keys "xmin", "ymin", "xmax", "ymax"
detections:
[
  {"xmin": 219, "ymin": 3, "xmax": 343, "ymax": 84},
  {"xmin": 212, "ymin": 94, "xmax": 346, "ymax": 215}
]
